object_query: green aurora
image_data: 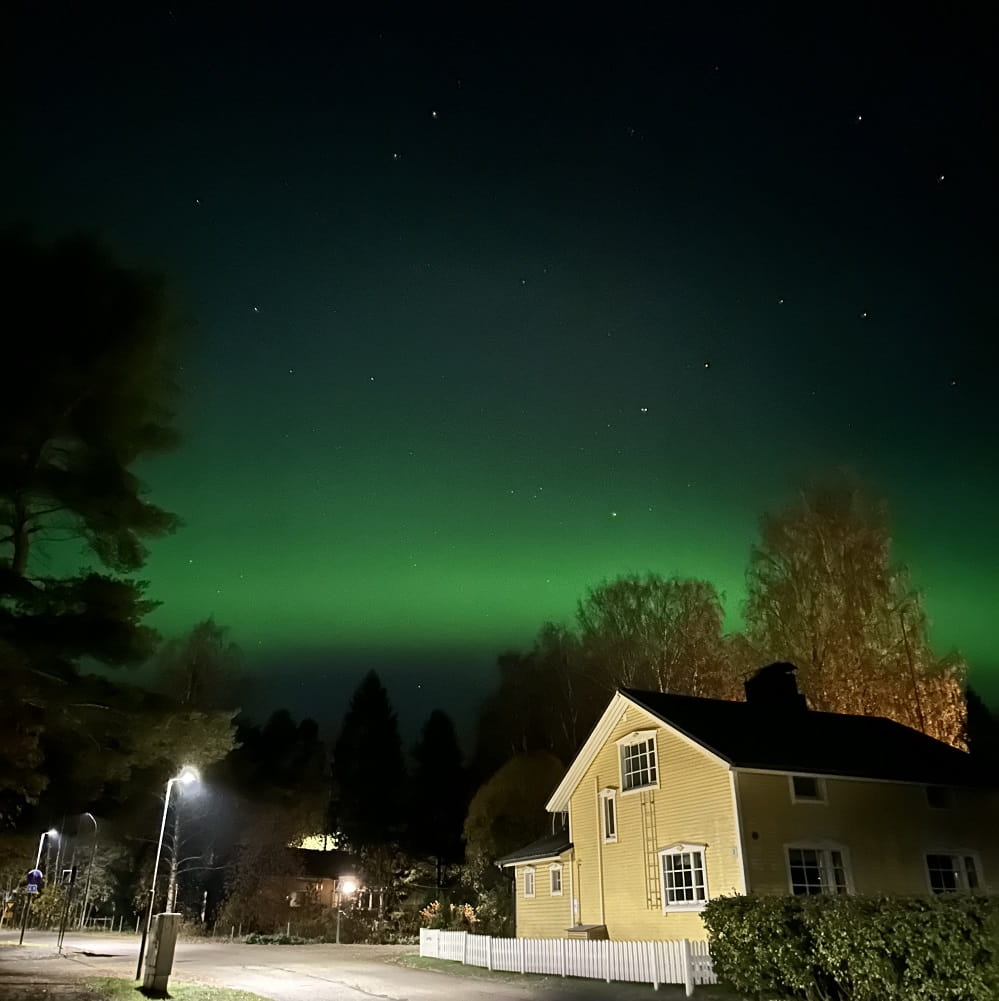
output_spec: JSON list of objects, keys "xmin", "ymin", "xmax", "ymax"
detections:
[{"xmin": 8, "ymin": 10, "xmax": 996, "ymax": 722}]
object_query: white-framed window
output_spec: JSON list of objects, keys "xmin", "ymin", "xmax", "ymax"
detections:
[
  {"xmin": 549, "ymin": 863, "xmax": 563, "ymax": 896},
  {"xmin": 788, "ymin": 774, "xmax": 826, "ymax": 803},
  {"xmin": 786, "ymin": 844, "xmax": 851, "ymax": 895},
  {"xmin": 658, "ymin": 843, "xmax": 708, "ymax": 911},
  {"xmin": 600, "ymin": 788, "xmax": 618, "ymax": 843},
  {"xmin": 523, "ymin": 866, "xmax": 535, "ymax": 899},
  {"xmin": 926, "ymin": 852, "xmax": 981, "ymax": 893},
  {"xmin": 618, "ymin": 730, "xmax": 658, "ymax": 792}
]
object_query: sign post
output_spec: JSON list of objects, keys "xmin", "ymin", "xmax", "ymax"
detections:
[
  {"xmin": 18, "ymin": 870, "xmax": 43, "ymax": 945},
  {"xmin": 56, "ymin": 865, "xmax": 77, "ymax": 953}
]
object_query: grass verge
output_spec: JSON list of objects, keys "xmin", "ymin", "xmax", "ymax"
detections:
[{"xmin": 85, "ymin": 977, "xmax": 269, "ymax": 1001}]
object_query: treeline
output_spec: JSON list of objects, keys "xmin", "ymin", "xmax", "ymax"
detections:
[{"xmin": 474, "ymin": 478, "xmax": 970, "ymax": 780}]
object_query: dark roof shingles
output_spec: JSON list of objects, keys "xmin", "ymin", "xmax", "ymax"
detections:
[
  {"xmin": 621, "ymin": 688, "xmax": 989, "ymax": 787},
  {"xmin": 497, "ymin": 831, "xmax": 572, "ymax": 866}
]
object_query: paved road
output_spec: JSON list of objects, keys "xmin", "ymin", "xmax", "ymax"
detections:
[{"xmin": 0, "ymin": 930, "xmax": 669, "ymax": 1000}]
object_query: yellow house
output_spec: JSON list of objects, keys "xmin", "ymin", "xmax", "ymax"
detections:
[{"xmin": 499, "ymin": 663, "xmax": 998, "ymax": 942}]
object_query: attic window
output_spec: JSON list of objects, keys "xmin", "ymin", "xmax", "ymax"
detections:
[
  {"xmin": 618, "ymin": 731, "xmax": 658, "ymax": 791},
  {"xmin": 790, "ymin": 775, "xmax": 826, "ymax": 803}
]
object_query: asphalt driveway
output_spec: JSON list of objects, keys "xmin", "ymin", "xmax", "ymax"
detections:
[{"xmin": 0, "ymin": 930, "xmax": 711, "ymax": 1000}]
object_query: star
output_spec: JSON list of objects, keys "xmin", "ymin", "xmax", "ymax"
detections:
[
  {"xmin": 252, "ymin": 306, "xmax": 259, "ymax": 313},
  {"xmin": 391, "ymin": 152, "xmax": 402, "ymax": 161},
  {"xmin": 861, "ymin": 311, "xmax": 868, "ymax": 318},
  {"xmin": 855, "ymin": 114, "xmax": 863, "ymax": 122},
  {"xmin": 778, "ymin": 298, "xmax": 785, "ymax": 304},
  {"xmin": 704, "ymin": 361, "xmax": 711, "ymax": 369},
  {"xmin": 937, "ymin": 174, "xmax": 945, "ymax": 183},
  {"xmin": 640, "ymin": 406, "xmax": 649, "ymax": 413},
  {"xmin": 430, "ymin": 110, "xmax": 438, "ymax": 119}
]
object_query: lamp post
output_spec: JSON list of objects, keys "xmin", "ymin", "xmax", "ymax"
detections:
[
  {"xmin": 135, "ymin": 766, "xmax": 199, "ymax": 979},
  {"xmin": 78, "ymin": 813, "xmax": 98, "ymax": 930},
  {"xmin": 335, "ymin": 877, "xmax": 357, "ymax": 945},
  {"xmin": 20, "ymin": 828, "xmax": 57, "ymax": 945}
]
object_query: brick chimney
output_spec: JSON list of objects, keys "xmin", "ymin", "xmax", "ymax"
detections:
[{"xmin": 744, "ymin": 662, "xmax": 808, "ymax": 712}]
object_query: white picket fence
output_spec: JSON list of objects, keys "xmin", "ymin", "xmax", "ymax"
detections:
[{"xmin": 419, "ymin": 927, "xmax": 716, "ymax": 995}]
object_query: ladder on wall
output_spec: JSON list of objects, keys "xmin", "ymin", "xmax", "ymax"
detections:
[{"xmin": 641, "ymin": 790, "xmax": 661, "ymax": 910}]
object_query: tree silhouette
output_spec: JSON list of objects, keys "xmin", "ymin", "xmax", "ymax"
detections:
[
  {"xmin": 578, "ymin": 574, "xmax": 735, "ymax": 698},
  {"xmin": 0, "ymin": 231, "xmax": 180, "ymax": 672},
  {"xmin": 331, "ymin": 672, "xmax": 405, "ymax": 849},
  {"xmin": 152, "ymin": 618, "xmax": 246, "ymax": 710},
  {"xmin": 408, "ymin": 709, "xmax": 467, "ymax": 886},
  {"xmin": 462, "ymin": 752, "xmax": 565, "ymax": 890}
]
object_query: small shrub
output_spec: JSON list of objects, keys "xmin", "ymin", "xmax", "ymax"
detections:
[
  {"xmin": 419, "ymin": 899, "xmax": 478, "ymax": 932},
  {"xmin": 244, "ymin": 932, "xmax": 310, "ymax": 945}
]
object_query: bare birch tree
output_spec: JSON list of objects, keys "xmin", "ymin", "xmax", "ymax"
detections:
[{"xmin": 743, "ymin": 478, "xmax": 966, "ymax": 747}]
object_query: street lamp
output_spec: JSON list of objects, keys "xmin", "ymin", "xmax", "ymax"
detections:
[
  {"xmin": 20, "ymin": 829, "xmax": 58, "ymax": 945},
  {"xmin": 335, "ymin": 876, "xmax": 357, "ymax": 945},
  {"xmin": 35, "ymin": 828, "xmax": 58, "ymax": 868},
  {"xmin": 79, "ymin": 813, "xmax": 98, "ymax": 929},
  {"xmin": 135, "ymin": 766, "xmax": 199, "ymax": 978}
]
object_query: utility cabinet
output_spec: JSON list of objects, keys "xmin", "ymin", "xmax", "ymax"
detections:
[{"xmin": 143, "ymin": 912, "xmax": 181, "ymax": 993}]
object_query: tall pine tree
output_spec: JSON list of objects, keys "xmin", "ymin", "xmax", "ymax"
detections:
[
  {"xmin": 331, "ymin": 672, "xmax": 405, "ymax": 848},
  {"xmin": 409, "ymin": 709, "xmax": 467, "ymax": 886}
]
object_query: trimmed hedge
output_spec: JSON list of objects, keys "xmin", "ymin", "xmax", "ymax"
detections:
[{"xmin": 702, "ymin": 894, "xmax": 999, "ymax": 1001}]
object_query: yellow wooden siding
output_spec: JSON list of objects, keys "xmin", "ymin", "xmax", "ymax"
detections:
[
  {"xmin": 513, "ymin": 853, "xmax": 574, "ymax": 938},
  {"xmin": 738, "ymin": 771, "xmax": 999, "ymax": 895},
  {"xmin": 566, "ymin": 702, "xmax": 742, "ymax": 942}
]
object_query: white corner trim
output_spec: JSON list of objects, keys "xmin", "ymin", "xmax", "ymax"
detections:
[
  {"xmin": 546, "ymin": 692, "xmax": 631, "ymax": 812},
  {"xmin": 729, "ymin": 769, "xmax": 748, "ymax": 895}
]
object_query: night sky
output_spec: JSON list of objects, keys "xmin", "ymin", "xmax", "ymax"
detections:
[{"xmin": 7, "ymin": 7, "xmax": 997, "ymax": 729}]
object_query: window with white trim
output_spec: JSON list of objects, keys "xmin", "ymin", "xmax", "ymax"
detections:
[
  {"xmin": 786, "ymin": 845, "xmax": 850, "ymax": 895},
  {"xmin": 926, "ymin": 853, "xmax": 980, "ymax": 893},
  {"xmin": 549, "ymin": 863, "xmax": 563, "ymax": 896},
  {"xmin": 601, "ymin": 788, "xmax": 618, "ymax": 843},
  {"xmin": 659, "ymin": 844, "xmax": 708, "ymax": 910},
  {"xmin": 523, "ymin": 866, "xmax": 535, "ymax": 898},
  {"xmin": 619, "ymin": 731, "xmax": 658, "ymax": 791},
  {"xmin": 789, "ymin": 774, "xmax": 826, "ymax": 803}
]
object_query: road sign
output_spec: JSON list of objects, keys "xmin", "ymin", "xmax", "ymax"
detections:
[{"xmin": 26, "ymin": 884, "xmax": 38, "ymax": 894}]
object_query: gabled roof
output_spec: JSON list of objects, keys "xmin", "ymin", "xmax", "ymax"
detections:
[
  {"xmin": 497, "ymin": 831, "xmax": 572, "ymax": 867},
  {"xmin": 546, "ymin": 687, "xmax": 990, "ymax": 812},
  {"xmin": 623, "ymin": 688, "xmax": 987, "ymax": 788}
]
